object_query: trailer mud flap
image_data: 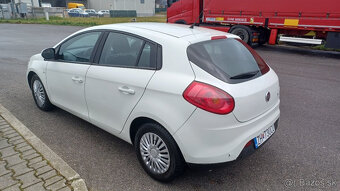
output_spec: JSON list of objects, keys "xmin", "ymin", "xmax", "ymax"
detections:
[{"xmin": 325, "ymin": 32, "xmax": 340, "ymax": 49}]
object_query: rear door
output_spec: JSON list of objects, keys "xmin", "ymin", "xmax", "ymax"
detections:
[{"xmin": 85, "ymin": 32, "xmax": 160, "ymax": 134}]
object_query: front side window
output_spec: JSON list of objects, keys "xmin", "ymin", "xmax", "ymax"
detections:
[
  {"xmin": 99, "ymin": 32, "xmax": 157, "ymax": 69},
  {"xmin": 167, "ymin": 0, "xmax": 179, "ymax": 7},
  {"xmin": 57, "ymin": 32, "xmax": 101, "ymax": 62}
]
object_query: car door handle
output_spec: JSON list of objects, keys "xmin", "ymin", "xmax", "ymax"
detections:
[
  {"xmin": 118, "ymin": 86, "xmax": 135, "ymax": 95},
  {"xmin": 71, "ymin": 76, "xmax": 83, "ymax": 83}
]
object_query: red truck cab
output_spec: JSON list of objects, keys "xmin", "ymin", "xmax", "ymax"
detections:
[{"xmin": 167, "ymin": 0, "xmax": 201, "ymax": 24}]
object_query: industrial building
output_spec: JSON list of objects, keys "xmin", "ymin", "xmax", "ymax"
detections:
[{"xmin": 28, "ymin": 0, "xmax": 155, "ymax": 16}]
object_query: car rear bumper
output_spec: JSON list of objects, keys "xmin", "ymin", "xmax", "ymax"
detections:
[
  {"xmin": 236, "ymin": 118, "xmax": 279, "ymax": 160},
  {"xmin": 173, "ymin": 101, "xmax": 280, "ymax": 164}
]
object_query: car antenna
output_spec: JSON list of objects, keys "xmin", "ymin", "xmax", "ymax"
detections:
[{"xmin": 190, "ymin": 11, "xmax": 203, "ymax": 29}]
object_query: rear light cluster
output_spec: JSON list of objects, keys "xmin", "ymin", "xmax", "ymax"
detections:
[
  {"xmin": 183, "ymin": 81, "xmax": 235, "ymax": 115},
  {"xmin": 252, "ymin": 32, "xmax": 259, "ymax": 43}
]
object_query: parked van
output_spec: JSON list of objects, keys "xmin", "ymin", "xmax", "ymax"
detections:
[{"xmin": 67, "ymin": 3, "xmax": 85, "ymax": 9}]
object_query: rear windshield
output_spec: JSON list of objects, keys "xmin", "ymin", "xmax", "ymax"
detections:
[{"xmin": 187, "ymin": 38, "xmax": 269, "ymax": 83}]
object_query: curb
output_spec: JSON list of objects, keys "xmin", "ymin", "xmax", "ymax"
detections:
[{"xmin": 0, "ymin": 103, "xmax": 88, "ymax": 191}]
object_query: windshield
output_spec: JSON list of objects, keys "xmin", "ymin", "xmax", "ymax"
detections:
[{"xmin": 187, "ymin": 38, "xmax": 269, "ymax": 83}]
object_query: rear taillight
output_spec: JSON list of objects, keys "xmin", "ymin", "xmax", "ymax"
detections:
[{"xmin": 183, "ymin": 81, "xmax": 235, "ymax": 115}]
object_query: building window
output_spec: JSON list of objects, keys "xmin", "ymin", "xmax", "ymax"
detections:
[{"xmin": 141, "ymin": 0, "xmax": 145, "ymax": 4}]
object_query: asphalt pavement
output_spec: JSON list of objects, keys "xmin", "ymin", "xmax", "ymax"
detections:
[{"xmin": 0, "ymin": 24, "xmax": 339, "ymax": 191}]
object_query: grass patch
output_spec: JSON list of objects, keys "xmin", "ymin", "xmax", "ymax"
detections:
[
  {"xmin": 311, "ymin": 44, "xmax": 340, "ymax": 52},
  {"xmin": 0, "ymin": 16, "xmax": 166, "ymax": 26}
]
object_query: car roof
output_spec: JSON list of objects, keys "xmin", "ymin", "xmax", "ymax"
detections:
[{"xmin": 89, "ymin": 23, "xmax": 239, "ymax": 44}]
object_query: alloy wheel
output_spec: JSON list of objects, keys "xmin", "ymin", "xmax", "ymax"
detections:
[{"xmin": 139, "ymin": 132, "xmax": 171, "ymax": 174}]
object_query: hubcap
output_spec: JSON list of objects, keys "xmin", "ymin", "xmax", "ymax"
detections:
[
  {"xmin": 33, "ymin": 80, "xmax": 45, "ymax": 107},
  {"xmin": 140, "ymin": 133, "xmax": 170, "ymax": 174}
]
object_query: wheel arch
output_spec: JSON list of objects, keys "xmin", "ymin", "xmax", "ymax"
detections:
[
  {"xmin": 27, "ymin": 71, "xmax": 37, "ymax": 89},
  {"xmin": 129, "ymin": 116, "xmax": 186, "ymax": 162},
  {"xmin": 130, "ymin": 117, "xmax": 165, "ymax": 146},
  {"xmin": 27, "ymin": 70, "xmax": 51, "ymax": 101}
]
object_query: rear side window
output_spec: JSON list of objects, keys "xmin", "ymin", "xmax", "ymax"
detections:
[
  {"xmin": 99, "ymin": 32, "xmax": 158, "ymax": 69},
  {"xmin": 138, "ymin": 42, "xmax": 157, "ymax": 69},
  {"xmin": 187, "ymin": 38, "xmax": 269, "ymax": 83},
  {"xmin": 99, "ymin": 32, "xmax": 143, "ymax": 67}
]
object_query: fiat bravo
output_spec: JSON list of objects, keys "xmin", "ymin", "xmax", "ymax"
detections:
[{"xmin": 27, "ymin": 23, "xmax": 280, "ymax": 182}]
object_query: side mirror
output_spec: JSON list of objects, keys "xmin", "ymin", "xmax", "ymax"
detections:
[{"xmin": 41, "ymin": 48, "xmax": 55, "ymax": 60}]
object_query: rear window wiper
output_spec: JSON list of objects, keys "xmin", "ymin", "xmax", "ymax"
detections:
[{"xmin": 230, "ymin": 70, "xmax": 259, "ymax": 79}]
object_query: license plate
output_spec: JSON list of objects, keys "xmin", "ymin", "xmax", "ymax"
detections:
[{"xmin": 254, "ymin": 125, "xmax": 275, "ymax": 148}]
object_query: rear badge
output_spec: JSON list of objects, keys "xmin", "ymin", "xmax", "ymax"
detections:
[{"xmin": 265, "ymin": 92, "xmax": 271, "ymax": 102}]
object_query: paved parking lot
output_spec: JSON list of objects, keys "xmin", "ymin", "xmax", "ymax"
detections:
[{"xmin": 0, "ymin": 24, "xmax": 339, "ymax": 190}]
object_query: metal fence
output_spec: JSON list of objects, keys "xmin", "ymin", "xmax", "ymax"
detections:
[
  {"xmin": 0, "ymin": 4, "xmax": 12, "ymax": 19},
  {"xmin": 109, "ymin": 10, "xmax": 137, "ymax": 17},
  {"xmin": 0, "ymin": 3, "xmax": 65, "ymax": 19}
]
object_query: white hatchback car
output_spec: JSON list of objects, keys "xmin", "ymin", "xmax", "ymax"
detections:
[{"xmin": 27, "ymin": 23, "xmax": 280, "ymax": 182}]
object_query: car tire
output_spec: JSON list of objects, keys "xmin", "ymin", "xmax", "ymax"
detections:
[
  {"xmin": 134, "ymin": 123, "xmax": 185, "ymax": 182},
  {"xmin": 230, "ymin": 26, "xmax": 251, "ymax": 44},
  {"xmin": 30, "ymin": 75, "xmax": 54, "ymax": 111}
]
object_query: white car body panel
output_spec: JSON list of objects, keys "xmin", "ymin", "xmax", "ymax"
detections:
[
  {"xmin": 174, "ymin": 64, "xmax": 280, "ymax": 163},
  {"xmin": 85, "ymin": 66, "xmax": 155, "ymax": 134},
  {"xmin": 27, "ymin": 54, "xmax": 47, "ymax": 88},
  {"xmin": 46, "ymin": 61, "xmax": 90, "ymax": 120},
  {"xmin": 174, "ymin": 101, "xmax": 280, "ymax": 163},
  {"xmin": 189, "ymin": 63, "xmax": 280, "ymax": 122}
]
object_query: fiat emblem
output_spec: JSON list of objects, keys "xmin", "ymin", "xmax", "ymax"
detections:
[{"xmin": 265, "ymin": 92, "xmax": 271, "ymax": 102}]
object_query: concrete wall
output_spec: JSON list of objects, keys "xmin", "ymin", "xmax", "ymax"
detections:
[
  {"xmin": 31, "ymin": 7, "xmax": 65, "ymax": 17},
  {"xmin": 0, "ymin": 5, "xmax": 65, "ymax": 18},
  {"xmin": 88, "ymin": 0, "xmax": 155, "ymax": 17}
]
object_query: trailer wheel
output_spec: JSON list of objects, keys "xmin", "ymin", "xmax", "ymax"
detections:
[{"xmin": 230, "ymin": 25, "xmax": 251, "ymax": 44}]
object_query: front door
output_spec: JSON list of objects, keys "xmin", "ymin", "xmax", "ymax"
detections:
[{"xmin": 46, "ymin": 31, "xmax": 102, "ymax": 120}]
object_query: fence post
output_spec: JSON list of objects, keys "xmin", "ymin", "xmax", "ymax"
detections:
[
  {"xmin": 0, "ymin": 5, "xmax": 4, "ymax": 19},
  {"xmin": 45, "ymin": 11, "xmax": 49, "ymax": 20},
  {"xmin": 30, "ymin": 0, "xmax": 35, "ymax": 18}
]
